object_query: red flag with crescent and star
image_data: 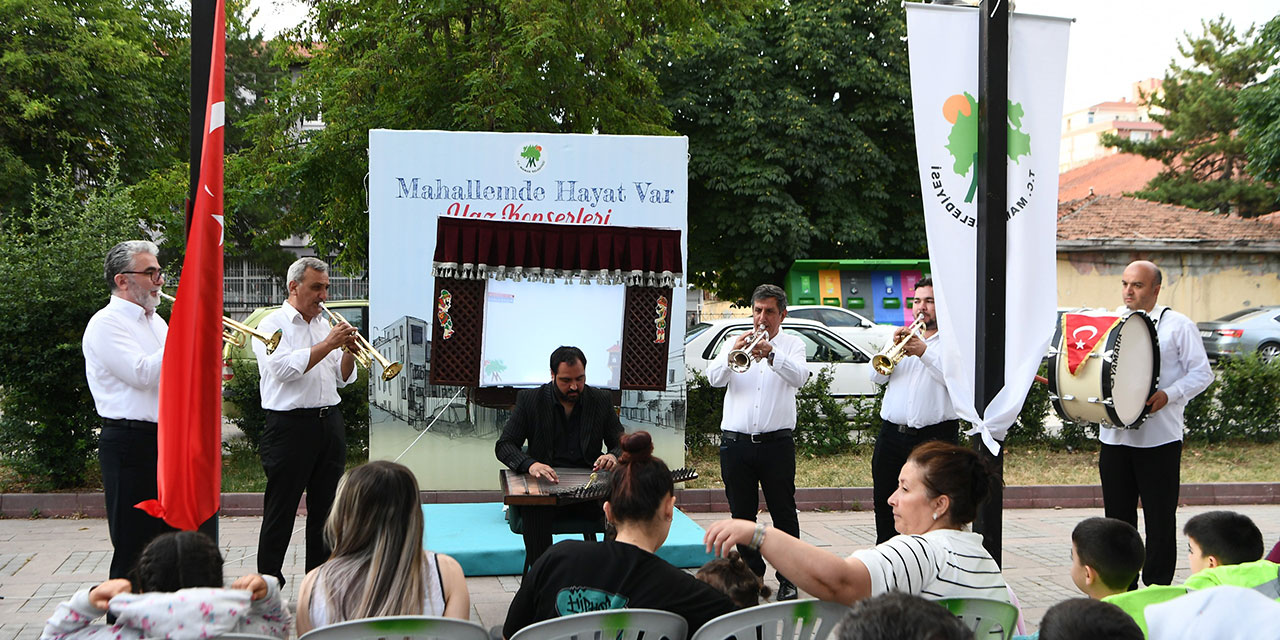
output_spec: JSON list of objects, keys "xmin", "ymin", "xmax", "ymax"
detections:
[
  {"xmin": 1062, "ymin": 314, "xmax": 1121, "ymax": 375},
  {"xmin": 137, "ymin": 0, "xmax": 226, "ymax": 530}
]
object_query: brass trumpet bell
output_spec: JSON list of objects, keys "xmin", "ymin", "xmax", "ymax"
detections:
[
  {"xmin": 319, "ymin": 302, "xmax": 403, "ymax": 381},
  {"xmin": 161, "ymin": 292, "xmax": 281, "ymax": 355},
  {"xmin": 871, "ymin": 315, "xmax": 927, "ymax": 375}
]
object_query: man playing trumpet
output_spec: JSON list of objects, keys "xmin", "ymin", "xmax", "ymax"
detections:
[
  {"xmin": 252, "ymin": 256, "xmax": 359, "ymax": 587},
  {"xmin": 707, "ymin": 284, "xmax": 808, "ymax": 600},
  {"xmin": 868, "ymin": 277, "xmax": 958, "ymax": 543}
]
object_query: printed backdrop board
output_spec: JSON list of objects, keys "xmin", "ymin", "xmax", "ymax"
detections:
[{"xmin": 368, "ymin": 130, "xmax": 689, "ymax": 490}]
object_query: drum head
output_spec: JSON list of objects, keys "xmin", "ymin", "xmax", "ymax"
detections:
[{"xmin": 1105, "ymin": 312, "xmax": 1159, "ymax": 427}]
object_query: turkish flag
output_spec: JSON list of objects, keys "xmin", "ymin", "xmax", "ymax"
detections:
[
  {"xmin": 1062, "ymin": 314, "xmax": 1121, "ymax": 375},
  {"xmin": 137, "ymin": 0, "xmax": 225, "ymax": 530}
]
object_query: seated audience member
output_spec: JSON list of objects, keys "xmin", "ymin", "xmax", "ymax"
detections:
[
  {"xmin": 697, "ymin": 551, "xmax": 772, "ymax": 608},
  {"xmin": 1071, "ymin": 517, "xmax": 1145, "ymax": 600},
  {"xmin": 1183, "ymin": 510, "xmax": 1264, "ymax": 575},
  {"xmin": 503, "ymin": 431, "xmax": 738, "ymax": 638},
  {"xmin": 41, "ymin": 531, "xmax": 290, "ymax": 639},
  {"xmin": 835, "ymin": 592, "xmax": 973, "ymax": 640},
  {"xmin": 1145, "ymin": 585, "xmax": 1280, "ymax": 640},
  {"xmin": 705, "ymin": 441, "xmax": 1009, "ymax": 605},
  {"xmin": 1038, "ymin": 599, "xmax": 1142, "ymax": 640},
  {"xmin": 296, "ymin": 461, "xmax": 469, "ymax": 634}
]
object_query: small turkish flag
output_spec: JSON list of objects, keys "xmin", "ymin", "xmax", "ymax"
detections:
[{"xmin": 1062, "ymin": 314, "xmax": 1121, "ymax": 375}]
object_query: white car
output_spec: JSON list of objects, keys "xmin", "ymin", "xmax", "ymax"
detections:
[
  {"xmin": 684, "ymin": 318, "xmax": 879, "ymax": 397},
  {"xmin": 784, "ymin": 305, "xmax": 896, "ymax": 353}
]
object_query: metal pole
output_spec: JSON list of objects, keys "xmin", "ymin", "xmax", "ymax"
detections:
[
  {"xmin": 973, "ymin": 0, "xmax": 1008, "ymax": 566},
  {"xmin": 188, "ymin": 0, "xmax": 216, "ymax": 237}
]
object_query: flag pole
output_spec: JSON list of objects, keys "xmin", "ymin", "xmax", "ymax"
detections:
[
  {"xmin": 188, "ymin": 0, "xmax": 216, "ymax": 236},
  {"xmin": 973, "ymin": 0, "xmax": 1007, "ymax": 566}
]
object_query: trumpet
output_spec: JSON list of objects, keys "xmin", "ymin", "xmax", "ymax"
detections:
[
  {"xmin": 871, "ymin": 315, "xmax": 927, "ymax": 375},
  {"xmin": 728, "ymin": 325, "xmax": 770, "ymax": 373},
  {"xmin": 159, "ymin": 292, "xmax": 281, "ymax": 355},
  {"xmin": 319, "ymin": 302, "xmax": 403, "ymax": 381}
]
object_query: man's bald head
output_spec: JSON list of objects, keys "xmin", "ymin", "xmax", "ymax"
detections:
[{"xmin": 1121, "ymin": 260, "xmax": 1162, "ymax": 312}]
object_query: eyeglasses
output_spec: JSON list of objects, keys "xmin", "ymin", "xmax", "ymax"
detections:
[{"xmin": 121, "ymin": 268, "xmax": 164, "ymax": 282}]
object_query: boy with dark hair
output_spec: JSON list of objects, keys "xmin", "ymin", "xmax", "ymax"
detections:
[
  {"xmin": 1070, "ymin": 517, "xmax": 1145, "ymax": 599},
  {"xmin": 1038, "ymin": 599, "xmax": 1143, "ymax": 640},
  {"xmin": 1183, "ymin": 510, "xmax": 1265, "ymax": 574}
]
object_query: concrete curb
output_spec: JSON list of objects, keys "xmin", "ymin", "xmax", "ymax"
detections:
[{"xmin": 5, "ymin": 483, "xmax": 1280, "ymax": 518}]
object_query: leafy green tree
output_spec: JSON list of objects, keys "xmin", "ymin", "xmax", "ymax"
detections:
[
  {"xmin": 658, "ymin": 0, "xmax": 923, "ymax": 302},
  {"xmin": 1102, "ymin": 16, "xmax": 1280, "ymax": 217},
  {"xmin": 0, "ymin": 0, "xmax": 189, "ymax": 217},
  {"xmin": 0, "ymin": 161, "xmax": 146, "ymax": 489},
  {"xmin": 1239, "ymin": 16, "xmax": 1280, "ymax": 185},
  {"xmin": 233, "ymin": 0, "xmax": 723, "ymax": 271}
]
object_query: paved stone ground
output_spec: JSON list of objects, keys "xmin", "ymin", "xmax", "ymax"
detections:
[{"xmin": 3, "ymin": 504, "xmax": 1278, "ymax": 639}]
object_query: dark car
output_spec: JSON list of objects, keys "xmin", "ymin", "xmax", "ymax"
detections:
[{"xmin": 1197, "ymin": 306, "xmax": 1280, "ymax": 363}]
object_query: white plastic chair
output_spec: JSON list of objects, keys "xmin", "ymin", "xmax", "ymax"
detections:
[
  {"xmin": 690, "ymin": 598, "xmax": 850, "ymax": 640},
  {"xmin": 298, "ymin": 615, "xmax": 490, "ymax": 640},
  {"xmin": 935, "ymin": 597, "xmax": 1021, "ymax": 640},
  {"xmin": 509, "ymin": 608, "xmax": 689, "ymax": 640}
]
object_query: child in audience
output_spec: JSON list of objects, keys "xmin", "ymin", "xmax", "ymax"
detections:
[
  {"xmin": 1038, "ymin": 599, "xmax": 1142, "ymax": 640},
  {"xmin": 835, "ymin": 593, "xmax": 973, "ymax": 640},
  {"xmin": 696, "ymin": 551, "xmax": 772, "ymax": 608},
  {"xmin": 41, "ymin": 531, "xmax": 290, "ymax": 639},
  {"xmin": 1069, "ymin": 517, "xmax": 1145, "ymax": 600},
  {"xmin": 1183, "ymin": 510, "xmax": 1264, "ymax": 574},
  {"xmin": 296, "ymin": 460, "xmax": 470, "ymax": 634}
]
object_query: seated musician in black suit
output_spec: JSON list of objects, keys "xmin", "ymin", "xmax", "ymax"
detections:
[{"xmin": 495, "ymin": 346, "xmax": 625, "ymax": 573}]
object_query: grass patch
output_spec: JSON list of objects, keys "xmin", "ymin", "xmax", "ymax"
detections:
[
  {"xmin": 683, "ymin": 440, "xmax": 1280, "ymax": 488},
  {"xmin": 221, "ymin": 442, "xmax": 369, "ymax": 492}
]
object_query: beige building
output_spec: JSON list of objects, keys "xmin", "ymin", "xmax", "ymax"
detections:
[
  {"xmin": 1060, "ymin": 79, "xmax": 1164, "ymax": 173},
  {"xmin": 1056, "ymin": 195, "xmax": 1280, "ymax": 322}
]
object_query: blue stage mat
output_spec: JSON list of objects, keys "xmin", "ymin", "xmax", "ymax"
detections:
[{"xmin": 422, "ymin": 503, "xmax": 715, "ymax": 576}]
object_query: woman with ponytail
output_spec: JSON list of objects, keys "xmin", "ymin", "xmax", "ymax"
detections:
[
  {"xmin": 705, "ymin": 440, "xmax": 1010, "ymax": 605},
  {"xmin": 503, "ymin": 431, "xmax": 738, "ymax": 638},
  {"xmin": 296, "ymin": 460, "xmax": 469, "ymax": 633}
]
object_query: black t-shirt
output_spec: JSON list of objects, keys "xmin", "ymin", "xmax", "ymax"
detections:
[
  {"xmin": 503, "ymin": 540, "xmax": 739, "ymax": 638},
  {"xmin": 550, "ymin": 401, "xmax": 585, "ymax": 467}
]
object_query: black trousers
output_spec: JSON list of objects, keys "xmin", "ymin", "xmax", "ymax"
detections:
[
  {"xmin": 1099, "ymin": 440, "xmax": 1182, "ymax": 587},
  {"xmin": 99, "ymin": 421, "xmax": 178, "ymax": 579},
  {"xmin": 719, "ymin": 433, "xmax": 799, "ymax": 584},
  {"xmin": 257, "ymin": 407, "xmax": 346, "ymax": 585},
  {"xmin": 871, "ymin": 419, "xmax": 960, "ymax": 543},
  {"xmin": 519, "ymin": 501, "xmax": 605, "ymax": 574}
]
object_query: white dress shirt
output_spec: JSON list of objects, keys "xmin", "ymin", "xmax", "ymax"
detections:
[
  {"xmin": 253, "ymin": 301, "xmax": 356, "ymax": 411},
  {"xmin": 1100, "ymin": 306, "xmax": 1213, "ymax": 448},
  {"xmin": 83, "ymin": 295, "xmax": 168, "ymax": 422},
  {"xmin": 870, "ymin": 332, "xmax": 957, "ymax": 428},
  {"xmin": 707, "ymin": 330, "xmax": 809, "ymax": 434}
]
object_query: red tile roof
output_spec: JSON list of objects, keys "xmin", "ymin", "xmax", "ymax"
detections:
[
  {"xmin": 1057, "ymin": 195, "xmax": 1280, "ymax": 251},
  {"xmin": 1059, "ymin": 153, "xmax": 1164, "ymax": 202}
]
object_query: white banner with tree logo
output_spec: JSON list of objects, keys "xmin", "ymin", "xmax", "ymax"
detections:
[{"xmin": 905, "ymin": 3, "xmax": 1071, "ymax": 451}]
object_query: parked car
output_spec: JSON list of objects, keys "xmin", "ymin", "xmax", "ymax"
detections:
[
  {"xmin": 223, "ymin": 299, "xmax": 370, "ymax": 383},
  {"xmin": 684, "ymin": 318, "xmax": 878, "ymax": 397},
  {"xmin": 784, "ymin": 305, "xmax": 896, "ymax": 353},
  {"xmin": 1197, "ymin": 306, "xmax": 1280, "ymax": 363}
]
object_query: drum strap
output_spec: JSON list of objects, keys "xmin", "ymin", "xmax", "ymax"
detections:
[{"xmin": 1152, "ymin": 305, "xmax": 1170, "ymax": 328}]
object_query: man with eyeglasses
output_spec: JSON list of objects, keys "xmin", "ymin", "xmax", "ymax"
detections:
[
  {"xmin": 83, "ymin": 240, "xmax": 175, "ymax": 581},
  {"xmin": 867, "ymin": 277, "xmax": 959, "ymax": 543}
]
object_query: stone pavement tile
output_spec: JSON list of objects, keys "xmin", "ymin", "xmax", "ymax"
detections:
[
  {"xmin": 0, "ymin": 554, "xmax": 32, "ymax": 578},
  {"xmin": 0, "ymin": 624, "xmax": 41, "ymax": 640}
]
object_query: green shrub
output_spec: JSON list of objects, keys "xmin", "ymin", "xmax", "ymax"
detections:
[
  {"xmin": 1214, "ymin": 354, "xmax": 1280, "ymax": 442},
  {"xmin": 1006, "ymin": 364, "xmax": 1052, "ymax": 445},
  {"xmin": 1183, "ymin": 377, "xmax": 1222, "ymax": 442},
  {"xmin": 683, "ymin": 369, "xmax": 725, "ymax": 451},
  {"xmin": 223, "ymin": 359, "xmax": 371, "ymax": 456},
  {"xmin": 0, "ymin": 161, "xmax": 144, "ymax": 489}
]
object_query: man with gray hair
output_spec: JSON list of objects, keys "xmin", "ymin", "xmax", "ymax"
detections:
[
  {"xmin": 707, "ymin": 284, "xmax": 808, "ymax": 600},
  {"xmin": 253, "ymin": 256, "xmax": 359, "ymax": 586},
  {"xmin": 83, "ymin": 240, "xmax": 176, "ymax": 580}
]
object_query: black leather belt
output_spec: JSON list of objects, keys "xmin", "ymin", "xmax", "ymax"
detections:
[
  {"xmin": 722, "ymin": 430, "xmax": 792, "ymax": 444},
  {"xmin": 269, "ymin": 406, "xmax": 337, "ymax": 418},
  {"xmin": 884, "ymin": 419, "xmax": 959, "ymax": 434},
  {"xmin": 102, "ymin": 418, "xmax": 158, "ymax": 430}
]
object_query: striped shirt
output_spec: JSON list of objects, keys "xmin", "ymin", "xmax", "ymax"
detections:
[{"xmin": 851, "ymin": 529, "xmax": 1009, "ymax": 601}]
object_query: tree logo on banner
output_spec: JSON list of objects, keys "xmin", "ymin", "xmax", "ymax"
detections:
[
  {"xmin": 517, "ymin": 143, "xmax": 546, "ymax": 173},
  {"xmin": 925, "ymin": 92, "xmax": 1040, "ymax": 229},
  {"xmin": 943, "ymin": 92, "xmax": 1031, "ymax": 203}
]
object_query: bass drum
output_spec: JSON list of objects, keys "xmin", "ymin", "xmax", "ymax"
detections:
[{"xmin": 1048, "ymin": 310, "xmax": 1160, "ymax": 429}]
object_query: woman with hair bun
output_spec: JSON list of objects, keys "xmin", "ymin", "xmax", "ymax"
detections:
[
  {"xmin": 502, "ymin": 431, "xmax": 738, "ymax": 638},
  {"xmin": 705, "ymin": 440, "xmax": 1010, "ymax": 605}
]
